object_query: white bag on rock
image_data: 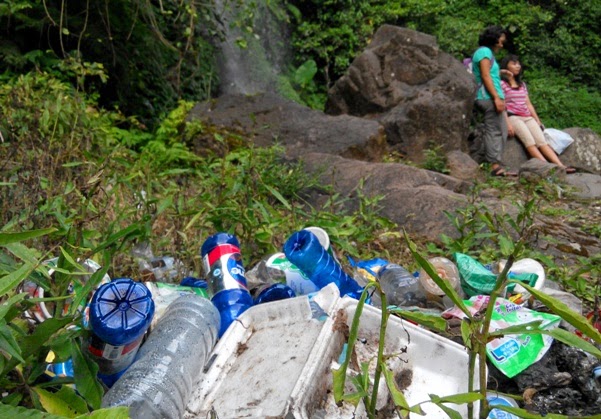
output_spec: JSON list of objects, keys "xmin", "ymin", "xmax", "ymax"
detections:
[{"xmin": 544, "ymin": 128, "xmax": 574, "ymax": 154}]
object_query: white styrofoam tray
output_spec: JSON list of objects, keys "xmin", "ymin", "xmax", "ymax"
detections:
[{"xmin": 185, "ymin": 284, "xmax": 481, "ymax": 418}]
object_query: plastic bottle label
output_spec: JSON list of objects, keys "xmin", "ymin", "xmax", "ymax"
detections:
[
  {"xmin": 87, "ymin": 334, "xmax": 145, "ymax": 375},
  {"xmin": 204, "ymin": 243, "xmax": 248, "ymax": 295},
  {"xmin": 266, "ymin": 253, "xmax": 317, "ymax": 295}
]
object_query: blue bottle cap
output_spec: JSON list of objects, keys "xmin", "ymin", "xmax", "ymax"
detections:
[
  {"xmin": 254, "ymin": 283, "xmax": 296, "ymax": 305},
  {"xmin": 180, "ymin": 276, "xmax": 208, "ymax": 288},
  {"xmin": 89, "ymin": 278, "xmax": 154, "ymax": 346}
]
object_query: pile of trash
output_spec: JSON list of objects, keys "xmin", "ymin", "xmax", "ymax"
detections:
[{"xmin": 27, "ymin": 227, "xmax": 601, "ymax": 418}]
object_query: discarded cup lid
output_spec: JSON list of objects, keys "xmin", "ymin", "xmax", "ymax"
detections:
[{"xmin": 487, "ymin": 392, "xmax": 520, "ymax": 419}]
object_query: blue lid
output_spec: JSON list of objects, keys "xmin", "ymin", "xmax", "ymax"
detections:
[
  {"xmin": 254, "ymin": 283, "xmax": 296, "ymax": 305},
  {"xmin": 89, "ymin": 278, "xmax": 154, "ymax": 346},
  {"xmin": 201, "ymin": 232, "xmax": 240, "ymax": 257},
  {"xmin": 180, "ymin": 276, "xmax": 208, "ymax": 288}
]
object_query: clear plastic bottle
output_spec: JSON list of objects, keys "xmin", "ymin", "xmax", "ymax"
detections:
[
  {"xmin": 86, "ymin": 278, "xmax": 155, "ymax": 387},
  {"xmin": 201, "ymin": 232, "xmax": 253, "ymax": 337},
  {"xmin": 377, "ymin": 264, "xmax": 426, "ymax": 307},
  {"xmin": 101, "ymin": 294, "xmax": 220, "ymax": 418},
  {"xmin": 284, "ymin": 230, "xmax": 362, "ymax": 298}
]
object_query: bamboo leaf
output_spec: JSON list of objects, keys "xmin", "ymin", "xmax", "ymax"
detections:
[
  {"xmin": 0, "ymin": 228, "xmax": 57, "ymax": 246},
  {"xmin": 541, "ymin": 328, "xmax": 601, "ymax": 358},
  {"xmin": 388, "ymin": 309, "xmax": 448, "ymax": 333},
  {"xmin": 511, "ymin": 280, "xmax": 601, "ymax": 344},
  {"xmin": 0, "ymin": 262, "xmax": 35, "ymax": 299},
  {"xmin": 0, "ymin": 293, "xmax": 28, "ymax": 320},
  {"xmin": 435, "ymin": 403, "xmax": 463, "ymax": 419},
  {"xmin": 461, "ymin": 320, "xmax": 472, "ymax": 349},
  {"xmin": 432, "ymin": 392, "xmax": 484, "ymax": 404},
  {"xmin": 264, "ymin": 184, "xmax": 292, "ymax": 210},
  {"xmin": 0, "ymin": 321, "xmax": 24, "ymax": 363}
]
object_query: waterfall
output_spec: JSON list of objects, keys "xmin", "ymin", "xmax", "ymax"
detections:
[{"xmin": 213, "ymin": 0, "xmax": 290, "ymax": 95}]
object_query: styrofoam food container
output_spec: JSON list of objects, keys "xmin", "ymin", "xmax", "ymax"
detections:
[{"xmin": 185, "ymin": 284, "xmax": 481, "ymax": 418}]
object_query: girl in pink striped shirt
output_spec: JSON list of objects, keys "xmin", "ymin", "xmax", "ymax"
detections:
[{"xmin": 500, "ymin": 55, "xmax": 574, "ymax": 173}]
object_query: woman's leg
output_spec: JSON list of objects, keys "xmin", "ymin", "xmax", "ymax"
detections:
[
  {"xmin": 509, "ymin": 116, "xmax": 542, "ymax": 161},
  {"xmin": 523, "ymin": 118, "xmax": 566, "ymax": 166},
  {"xmin": 477, "ymin": 100, "xmax": 505, "ymax": 169}
]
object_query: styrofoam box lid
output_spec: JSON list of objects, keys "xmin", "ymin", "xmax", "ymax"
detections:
[{"xmin": 185, "ymin": 284, "xmax": 481, "ymax": 418}]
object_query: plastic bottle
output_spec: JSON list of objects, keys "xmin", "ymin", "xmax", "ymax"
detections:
[
  {"xmin": 102, "ymin": 294, "xmax": 220, "ymax": 418},
  {"xmin": 86, "ymin": 278, "xmax": 154, "ymax": 387},
  {"xmin": 418, "ymin": 257, "xmax": 461, "ymax": 303},
  {"xmin": 252, "ymin": 283, "xmax": 296, "ymax": 305},
  {"xmin": 283, "ymin": 230, "xmax": 362, "ymax": 298},
  {"xmin": 377, "ymin": 264, "xmax": 426, "ymax": 307},
  {"xmin": 201, "ymin": 232, "xmax": 253, "ymax": 337},
  {"xmin": 245, "ymin": 252, "xmax": 318, "ymax": 296}
]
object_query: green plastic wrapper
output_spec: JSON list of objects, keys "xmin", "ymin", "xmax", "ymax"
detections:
[
  {"xmin": 443, "ymin": 295, "xmax": 561, "ymax": 378},
  {"xmin": 454, "ymin": 253, "xmax": 538, "ymax": 297}
]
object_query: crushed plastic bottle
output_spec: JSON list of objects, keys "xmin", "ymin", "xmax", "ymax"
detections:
[{"xmin": 101, "ymin": 294, "xmax": 220, "ymax": 418}]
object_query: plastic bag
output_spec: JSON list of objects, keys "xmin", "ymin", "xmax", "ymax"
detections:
[{"xmin": 544, "ymin": 128, "xmax": 574, "ymax": 155}]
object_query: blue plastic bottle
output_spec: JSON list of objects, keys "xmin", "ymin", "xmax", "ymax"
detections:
[
  {"xmin": 201, "ymin": 232, "xmax": 253, "ymax": 337},
  {"xmin": 283, "ymin": 230, "xmax": 363, "ymax": 298},
  {"xmin": 253, "ymin": 283, "xmax": 296, "ymax": 305},
  {"xmin": 87, "ymin": 278, "xmax": 154, "ymax": 387}
]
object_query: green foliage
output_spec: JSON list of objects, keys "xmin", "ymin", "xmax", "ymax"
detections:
[
  {"xmin": 527, "ymin": 67, "xmax": 601, "ymax": 133},
  {"xmin": 422, "ymin": 145, "xmax": 450, "ymax": 174}
]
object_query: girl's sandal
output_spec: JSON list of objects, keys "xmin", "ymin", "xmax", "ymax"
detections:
[{"xmin": 565, "ymin": 167, "xmax": 576, "ymax": 174}]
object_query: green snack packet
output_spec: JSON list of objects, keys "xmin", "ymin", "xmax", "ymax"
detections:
[{"xmin": 454, "ymin": 253, "xmax": 497, "ymax": 297}]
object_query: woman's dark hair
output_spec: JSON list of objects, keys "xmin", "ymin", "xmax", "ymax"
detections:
[
  {"xmin": 478, "ymin": 25, "xmax": 506, "ymax": 48},
  {"xmin": 500, "ymin": 54, "xmax": 523, "ymax": 86}
]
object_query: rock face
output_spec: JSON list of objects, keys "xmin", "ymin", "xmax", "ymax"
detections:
[
  {"xmin": 188, "ymin": 92, "xmax": 387, "ymax": 162},
  {"xmin": 325, "ymin": 25, "xmax": 476, "ymax": 162}
]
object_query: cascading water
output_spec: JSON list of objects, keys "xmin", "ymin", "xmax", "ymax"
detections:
[{"xmin": 213, "ymin": 0, "xmax": 290, "ymax": 95}]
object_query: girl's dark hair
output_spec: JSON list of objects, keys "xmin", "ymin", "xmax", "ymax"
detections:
[
  {"xmin": 478, "ymin": 25, "xmax": 506, "ymax": 48},
  {"xmin": 500, "ymin": 54, "xmax": 523, "ymax": 86}
]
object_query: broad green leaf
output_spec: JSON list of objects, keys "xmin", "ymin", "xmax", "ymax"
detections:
[
  {"xmin": 0, "ymin": 321, "xmax": 24, "ymax": 363},
  {"xmin": 19, "ymin": 317, "xmax": 73, "ymax": 360},
  {"xmin": 460, "ymin": 320, "xmax": 472, "ymax": 348},
  {"xmin": 71, "ymin": 343, "xmax": 103, "ymax": 409},
  {"xmin": 388, "ymin": 309, "xmax": 448, "ymax": 333},
  {"xmin": 498, "ymin": 236, "xmax": 514, "ymax": 257},
  {"xmin": 435, "ymin": 402, "xmax": 463, "ymax": 419},
  {"xmin": 0, "ymin": 262, "xmax": 35, "ymax": 299},
  {"xmin": 75, "ymin": 407, "xmax": 130, "ymax": 419},
  {"xmin": 294, "ymin": 59, "xmax": 318, "ymax": 86},
  {"xmin": 404, "ymin": 230, "xmax": 471, "ymax": 319},
  {"xmin": 382, "ymin": 363, "xmax": 410, "ymax": 410},
  {"xmin": 0, "ymin": 402, "xmax": 65, "ymax": 418},
  {"xmin": 512, "ymin": 280, "xmax": 601, "ymax": 344},
  {"xmin": 0, "ymin": 228, "xmax": 57, "ymax": 246},
  {"xmin": 33, "ymin": 386, "xmax": 88, "ymax": 417}
]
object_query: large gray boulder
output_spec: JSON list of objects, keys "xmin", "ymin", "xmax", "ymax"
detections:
[
  {"xmin": 325, "ymin": 25, "xmax": 476, "ymax": 162},
  {"xmin": 188, "ymin": 92, "xmax": 387, "ymax": 161}
]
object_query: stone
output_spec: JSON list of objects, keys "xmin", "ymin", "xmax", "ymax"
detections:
[
  {"xmin": 446, "ymin": 150, "xmax": 482, "ymax": 181},
  {"xmin": 325, "ymin": 25, "xmax": 476, "ymax": 163},
  {"xmin": 562, "ymin": 128, "xmax": 601, "ymax": 175}
]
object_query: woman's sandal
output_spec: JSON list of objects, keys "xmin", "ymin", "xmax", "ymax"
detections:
[
  {"xmin": 490, "ymin": 166, "xmax": 518, "ymax": 177},
  {"xmin": 565, "ymin": 167, "xmax": 576, "ymax": 174}
]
